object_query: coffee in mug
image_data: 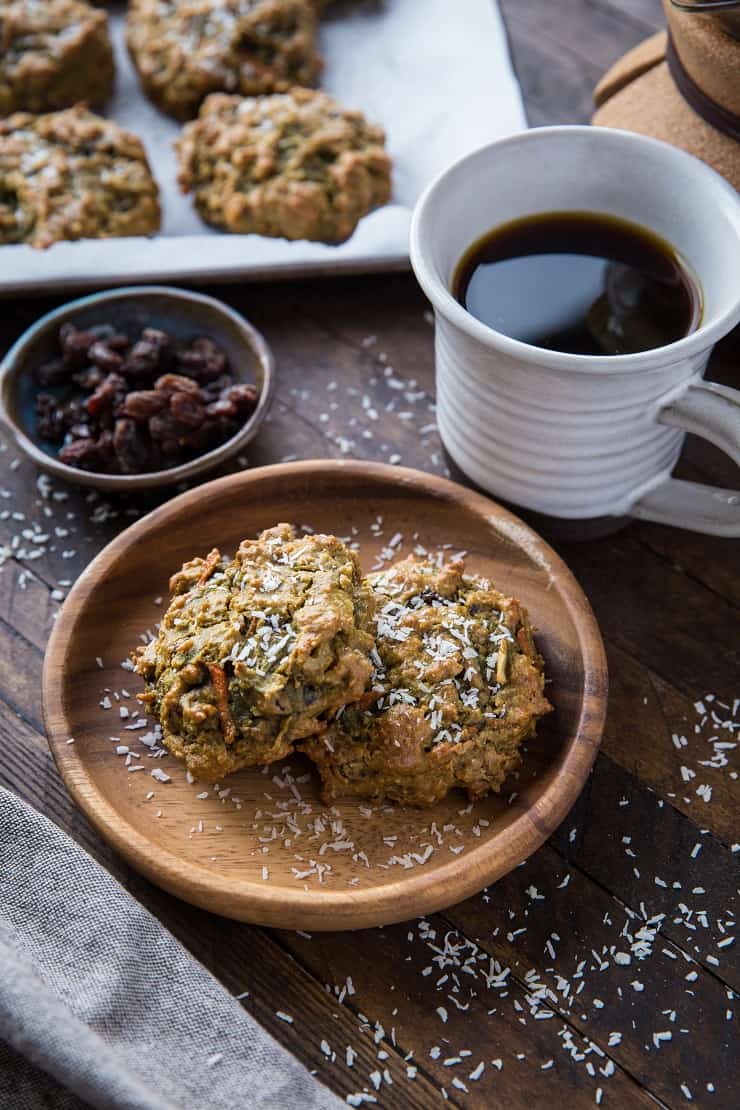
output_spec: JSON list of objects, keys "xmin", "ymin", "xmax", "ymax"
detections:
[{"xmin": 452, "ymin": 211, "xmax": 701, "ymax": 356}]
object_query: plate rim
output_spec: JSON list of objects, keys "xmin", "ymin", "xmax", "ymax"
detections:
[{"xmin": 42, "ymin": 460, "xmax": 608, "ymax": 929}]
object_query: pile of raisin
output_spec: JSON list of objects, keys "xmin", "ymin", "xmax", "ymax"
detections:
[{"xmin": 34, "ymin": 322, "xmax": 259, "ymax": 475}]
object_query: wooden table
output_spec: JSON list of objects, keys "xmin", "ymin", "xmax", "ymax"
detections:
[{"xmin": 1, "ymin": 2, "xmax": 737, "ymax": 1107}]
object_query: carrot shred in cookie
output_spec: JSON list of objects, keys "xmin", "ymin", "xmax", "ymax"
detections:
[
  {"xmin": 207, "ymin": 663, "xmax": 236, "ymax": 746},
  {"xmin": 198, "ymin": 548, "xmax": 222, "ymax": 585}
]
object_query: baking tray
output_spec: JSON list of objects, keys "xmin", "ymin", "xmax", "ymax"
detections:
[{"xmin": 0, "ymin": 0, "xmax": 525, "ymax": 294}]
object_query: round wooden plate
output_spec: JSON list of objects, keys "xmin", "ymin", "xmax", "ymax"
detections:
[{"xmin": 43, "ymin": 461, "xmax": 608, "ymax": 930}]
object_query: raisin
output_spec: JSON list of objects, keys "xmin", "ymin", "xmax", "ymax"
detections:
[
  {"xmin": 159, "ymin": 435, "xmax": 182, "ymax": 458},
  {"xmin": 206, "ymin": 398, "xmax": 237, "ymax": 419},
  {"xmin": 59, "ymin": 323, "xmax": 97, "ymax": 368},
  {"xmin": 121, "ymin": 389, "xmax": 166, "ymax": 421},
  {"xmin": 59, "ymin": 398, "xmax": 88, "ymax": 430},
  {"xmin": 95, "ymin": 430, "xmax": 115, "ymax": 469},
  {"xmin": 148, "ymin": 412, "xmax": 176, "ymax": 443},
  {"xmin": 170, "ymin": 391, "xmax": 205, "ymax": 428},
  {"xmin": 224, "ymin": 384, "xmax": 258, "ymax": 415},
  {"xmin": 141, "ymin": 328, "xmax": 172, "ymax": 363},
  {"xmin": 88, "ymin": 341, "xmax": 124, "ymax": 373},
  {"xmin": 97, "ymin": 330, "xmax": 131, "ymax": 352},
  {"xmin": 59, "ymin": 438, "xmax": 104, "ymax": 470},
  {"xmin": 72, "ymin": 367, "xmax": 104, "ymax": 390},
  {"xmin": 86, "ymin": 372, "xmax": 126, "ymax": 419},
  {"xmin": 155, "ymin": 373, "xmax": 203, "ymax": 399},
  {"xmin": 113, "ymin": 418, "xmax": 150, "ymax": 473},
  {"xmin": 201, "ymin": 373, "xmax": 235, "ymax": 402},
  {"xmin": 176, "ymin": 336, "xmax": 227, "ymax": 381},
  {"xmin": 121, "ymin": 340, "xmax": 162, "ymax": 379},
  {"xmin": 36, "ymin": 394, "xmax": 65, "ymax": 442}
]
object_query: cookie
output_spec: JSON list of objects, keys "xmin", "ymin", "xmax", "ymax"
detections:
[
  {"xmin": 301, "ymin": 557, "xmax": 552, "ymax": 807},
  {"xmin": 176, "ymin": 88, "xmax": 392, "ymax": 243},
  {"xmin": 0, "ymin": 0, "xmax": 114, "ymax": 116},
  {"xmin": 0, "ymin": 106, "xmax": 161, "ymax": 247},
  {"xmin": 126, "ymin": 0, "xmax": 321, "ymax": 121},
  {"xmin": 134, "ymin": 524, "xmax": 376, "ymax": 782}
]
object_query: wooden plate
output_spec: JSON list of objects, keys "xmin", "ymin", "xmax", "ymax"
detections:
[{"xmin": 43, "ymin": 461, "xmax": 607, "ymax": 930}]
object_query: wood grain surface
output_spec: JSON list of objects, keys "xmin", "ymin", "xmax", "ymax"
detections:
[{"xmin": 1, "ymin": 2, "xmax": 738, "ymax": 1107}]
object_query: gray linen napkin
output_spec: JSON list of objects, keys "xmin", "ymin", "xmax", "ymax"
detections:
[{"xmin": 0, "ymin": 786, "xmax": 344, "ymax": 1110}]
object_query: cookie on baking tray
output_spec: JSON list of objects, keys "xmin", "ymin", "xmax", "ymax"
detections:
[
  {"xmin": 0, "ymin": 0, "xmax": 115, "ymax": 116},
  {"xmin": 125, "ymin": 0, "xmax": 322, "ymax": 121},
  {"xmin": 0, "ymin": 105, "xmax": 161, "ymax": 247},
  {"xmin": 176, "ymin": 87, "xmax": 392, "ymax": 243}
]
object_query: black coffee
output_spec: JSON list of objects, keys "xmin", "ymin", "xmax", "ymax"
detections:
[{"xmin": 453, "ymin": 211, "xmax": 701, "ymax": 356}]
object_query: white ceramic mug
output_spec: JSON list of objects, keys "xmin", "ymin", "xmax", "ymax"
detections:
[{"xmin": 410, "ymin": 126, "xmax": 740, "ymax": 536}]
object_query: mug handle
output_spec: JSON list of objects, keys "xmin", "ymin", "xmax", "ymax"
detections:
[{"xmin": 629, "ymin": 380, "xmax": 740, "ymax": 536}]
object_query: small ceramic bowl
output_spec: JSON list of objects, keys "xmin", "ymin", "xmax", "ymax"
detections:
[{"xmin": 0, "ymin": 286, "xmax": 275, "ymax": 492}]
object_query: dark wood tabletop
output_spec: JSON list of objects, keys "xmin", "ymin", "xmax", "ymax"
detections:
[{"xmin": 1, "ymin": 2, "xmax": 738, "ymax": 1107}]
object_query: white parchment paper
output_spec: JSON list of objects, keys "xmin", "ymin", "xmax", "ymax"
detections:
[{"xmin": 0, "ymin": 0, "xmax": 526, "ymax": 293}]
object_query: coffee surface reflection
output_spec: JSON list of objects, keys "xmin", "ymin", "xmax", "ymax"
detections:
[{"xmin": 453, "ymin": 211, "xmax": 701, "ymax": 356}]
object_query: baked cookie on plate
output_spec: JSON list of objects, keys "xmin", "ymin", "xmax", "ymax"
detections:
[
  {"xmin": 134, "ymin": 524, "xmax": 376, "ymax": 782},
  {"xmin": 302, "ymin": 557, "xmax": 552, "ymax": 807}
]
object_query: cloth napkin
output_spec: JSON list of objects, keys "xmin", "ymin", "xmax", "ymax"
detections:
[{"xmin": 0, "ymin": 787, "xmax": 343, "ymax": 1110}]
